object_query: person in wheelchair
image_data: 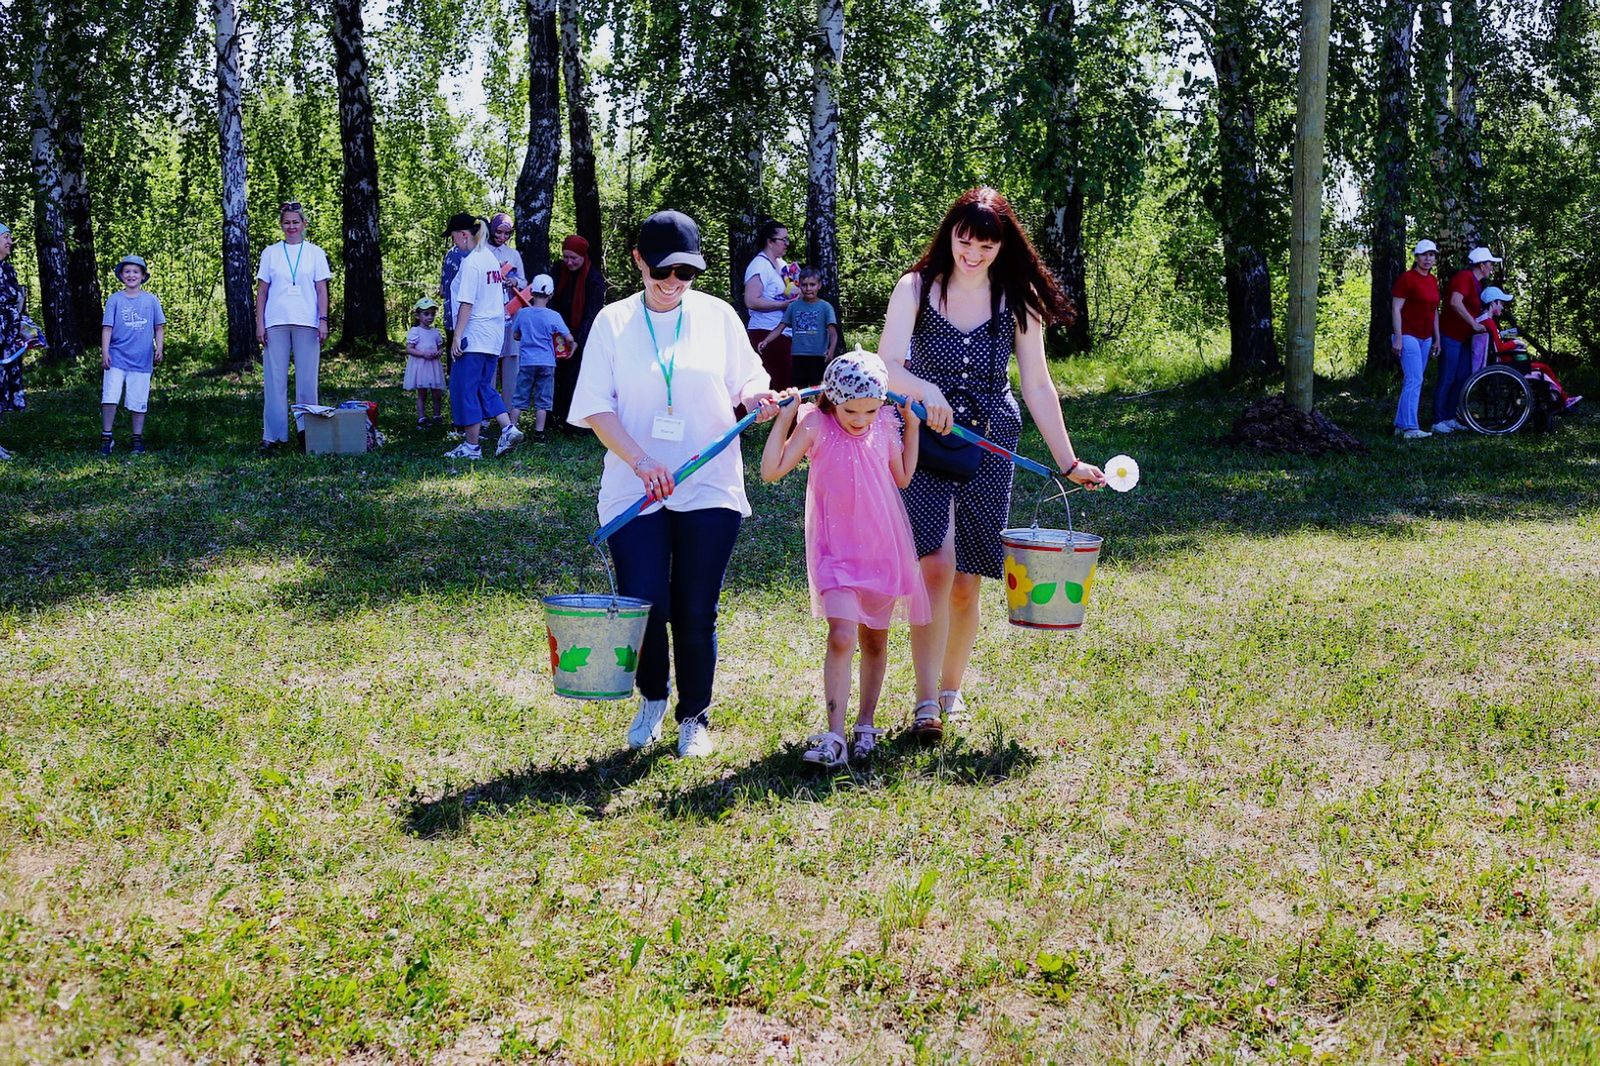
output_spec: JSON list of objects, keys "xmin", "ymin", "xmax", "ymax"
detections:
[{"xmin": 1477, "ymin": 287, "xmax": 1581, "ymax": 412}]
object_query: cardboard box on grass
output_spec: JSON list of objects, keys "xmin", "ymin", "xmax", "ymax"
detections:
[{"xmin": 301, "ymin": 407, "xmax": 369, "ymax": 454}]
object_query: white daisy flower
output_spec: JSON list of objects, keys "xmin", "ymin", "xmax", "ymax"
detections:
[{"xmin": 1104, "ymin": 454, "xmax": 1140, "ymax": 492}]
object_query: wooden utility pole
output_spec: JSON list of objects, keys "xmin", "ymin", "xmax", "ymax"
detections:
[{"xmin": 1286, "ymin": 0, "xmax": 1332, "ymax": 413}]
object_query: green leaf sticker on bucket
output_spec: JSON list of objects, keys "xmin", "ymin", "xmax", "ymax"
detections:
[
  {"xmin": 1030, "ymin": 583, "xmax": 1056, "ymax": 606},
  {"xmin": 557, "ymin": 646, "xmax": 592, "ymax": 672},
  {"xmin": 1063, "ymin": 581, "xmax": 1084, "ymax": 604},
  {"xmin": 615, "ymin": 646, "xmax": 638, "ymax": 671}
]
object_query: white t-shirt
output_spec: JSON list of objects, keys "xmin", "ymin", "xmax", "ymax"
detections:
[
  {"xmin": 570, "ymin": 290, "xmax": 772, "ymax": 526},
  {"xmin": 743, "ymin": 254, "xmax": 790, "ymax": 332},
  {"xmin": 256, "ymin": 240, "xmax": 332, "ymax": 329},
  {"xmin": 450, "ymin": 243, "xmax": 507, "ymax": 355}
]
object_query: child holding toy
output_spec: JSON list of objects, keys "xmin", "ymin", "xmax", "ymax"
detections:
[
  {"xmin": 99, "ymin": 255, "xmax": 166, "ymax": 455},
  {"xmin": 509, "ymin": 274, "xmax": 574, "ymax": 438},
  {"xmin": 758, "ymin": 266, "xmax": 838, "ymax": 389},
  {"xmin": 405, "ymin": 297, "xmax": 446, "ymax": 427},
  {"xmin": 760, "ymin": 349, "xmax": 927, "ymax": 768}
]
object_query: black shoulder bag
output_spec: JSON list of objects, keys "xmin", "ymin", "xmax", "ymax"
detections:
[{"xmin": 917, "ymin": 383, "xmax": 986, "ymax": 483}]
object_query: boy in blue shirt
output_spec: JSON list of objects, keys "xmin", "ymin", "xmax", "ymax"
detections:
[
  {"xmin": 510, "ymin": 274, "xmax": 573, "ymax": 439},
  {"xmin": 758, "ymin": 265, "xmax": 838, "ymax": 389},
  {"xmin": 100, "ymin": 255, "xmax": 166, "ymax": 455}
]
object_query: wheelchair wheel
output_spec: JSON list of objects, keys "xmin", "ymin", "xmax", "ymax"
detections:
[{"xmin": 1457, "ymin": 365, "xmax": 1533, "ymax": 435}]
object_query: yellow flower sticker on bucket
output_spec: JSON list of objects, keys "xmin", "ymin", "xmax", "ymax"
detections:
[{"xmin": 1004, "ymin": 555, "xmax": 1035, "ymax": 611}]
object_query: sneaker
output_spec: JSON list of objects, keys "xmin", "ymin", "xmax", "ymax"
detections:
[
  {"xmin": 495, "ymin": 425, "xmax": 525, "ymax": 456},
  {"xmin": 1566, "ymin": 395, "xmax": 1583, "ymax": 411},
  {"xmin": 802, "ymin": 731, "xmax": 849, "ymax": 770},
  {"xmin": 1431, "ymin": 420, "xmax": 1457, "ymax": 434},
  {"xmin": 627, "ymin": 697, "xmax": 670, "ymax": 749},
  {"xmin": 131, "ymin": 438, "xmax": 145, "ymax": 455},
  {"xmin": 1400, "ymin": 428, "xmax": 1432, "ymax": 440},
  {"xmin": 99, "ymin": 436, "xmax": 114, "ymax": 456},
  {"xmin": 850, "ymin": 724, "xmax": 885, "ymax": 762},
  {"xmin": 677, "ymin": 717, "xmax": 715, "ymax": 758},
  {"xmin": 257, "ymin": 440, "xmax": 281, "ymax": 456},
  {"xmin": 443, "ymin": 441, "xmax": 483, "ymax": 460},
  {"xmin": 416, "ymin": 416, "xmax": 429, "ymax": 429},
  {"xmin": 939, "ymin": 689, "xmax": 970, "ymax": 724},
  {"xmin": 0, "ymin": 444, "xmax": 13, "ymax": 462}
]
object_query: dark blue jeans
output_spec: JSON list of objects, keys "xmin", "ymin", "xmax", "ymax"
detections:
[
  {"xmin": 608, "ymin": 506, "xmax": 743, "ymax": 723},
  {"xmin": 1433, "ymin": 335, "xmax": 1472, "ymax": 425}
]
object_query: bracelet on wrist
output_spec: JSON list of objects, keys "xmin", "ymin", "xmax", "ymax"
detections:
[{"xmin": 1063, "ymin": 458, "xmax": 1081, "ymax": 477}]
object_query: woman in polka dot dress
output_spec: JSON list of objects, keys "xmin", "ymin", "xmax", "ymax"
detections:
[{"xmin": 880, "ymin": 188, "xmax": 1106, "ymax": 743}]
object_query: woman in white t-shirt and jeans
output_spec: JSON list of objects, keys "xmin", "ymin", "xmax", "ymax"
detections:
[
  {"xmin": 443, "ymin": 212, "xmax": 524, "ymax": 460},
  {"xmin": 742, "ymin": 219, "xmax": 800, "ymax": 391},
  {"xmin": 570, "ymin": 210, "xmax": 780, "ymax": 758},
  {"xmin": 255, "ymin": 201, "xmax": 332, "ymax": 454}
]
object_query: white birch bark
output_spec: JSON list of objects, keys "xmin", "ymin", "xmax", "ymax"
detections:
[
  {"xmin": 805, "ymin": 0, "xmax": 844, "ymax": 314},
  {"xmin": 214, "ymin": 0, "xmax": 256, "ymax": 367}
]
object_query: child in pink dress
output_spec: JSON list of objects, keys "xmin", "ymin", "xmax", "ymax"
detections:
[{"xmin": 761, "ymin": 349, "xmax": 929, "ymax": 768}]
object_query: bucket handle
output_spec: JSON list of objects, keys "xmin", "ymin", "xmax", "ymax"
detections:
[
  {"xmin": 571, "ymin": 543, "xmax": 625, "ymax": 619},
  {"xmin": 1028, "ymin": 476, "xmax": 1079, "ymax": 541}
]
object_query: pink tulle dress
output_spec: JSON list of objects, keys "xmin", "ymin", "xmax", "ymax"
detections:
[{"xmin": 803, "ymin": 405, "xmax": 931, "ymax": 628}]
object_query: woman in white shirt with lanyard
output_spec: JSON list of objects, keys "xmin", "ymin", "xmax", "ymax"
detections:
[
  {"xmin": 254, "ymin": 201, "xmax": 332, "ymax": 454},
  {"xmin": 570, "ymin": 211, "xmax": 780, "ymax": 759}
]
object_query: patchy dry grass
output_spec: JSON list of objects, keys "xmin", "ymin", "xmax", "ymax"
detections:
[{"xmin": 1, "ymin": 352, "xmax": 1599, "ymax": 1063}]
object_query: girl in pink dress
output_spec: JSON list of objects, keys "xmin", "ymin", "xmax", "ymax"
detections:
[{"xmin": 761, "ymin": 349, "xmax": 929, "ymax": 768}]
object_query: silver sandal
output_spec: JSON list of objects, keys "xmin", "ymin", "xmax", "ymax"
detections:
[
  {"xmin": 802, "ymin": 731, "xmax": 849, "ymax": 769},
  {"xmin": 909, "ymin": 700, "xmax": 944, "ymax": 744},
  {"xmin": 850, "ymin": 724, "xmax": 885, "ymax": 762}
]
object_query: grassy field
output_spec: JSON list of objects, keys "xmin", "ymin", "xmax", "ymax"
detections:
[{"xmin": 2, "ymin": 350, "xmax": 1599, "ymax": 1063}]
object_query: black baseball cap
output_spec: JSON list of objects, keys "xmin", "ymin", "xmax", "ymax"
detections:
[
  {"xmin": 635, "ymin": 210, "xmax": 707, "ymax": 271},
  {"xmin": 443, "ymin": 211, "xmax": 479, "ymax": 236}
]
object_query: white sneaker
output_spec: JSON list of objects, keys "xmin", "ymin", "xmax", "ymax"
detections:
[
  {"xmin": 627, "ymin": 697, "xmax": 670, "ymax": 749},
  {"xmin": 495, "ymin": 425, "xmax": 525, "ymax": 456},
  {"xmin": 1431, "ymin": 420, "xmax": 1457, "ymax": 434},
  {"xmin": 443, "ymin": 441, "xmax": 482, "ymax": 459},
  {"xmin": 1400, "ymin": 428, "xmax": 1432, "ymax": 440},
  {"xmin": 678, "ymin": 717, "xmax": 714, "ymax": 758},
  {"xmin": 0, "ymin": 444, "xmax": 12, "ymax": 462}
]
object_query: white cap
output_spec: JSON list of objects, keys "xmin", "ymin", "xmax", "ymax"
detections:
[
  {"xmin": 1412, "ymin": 239, "xmax": 1438, "ymax": 256},
  {"xmin": 1467, "ymin": 247, "xmax": 1502, "ymax": 265},
  {"xmin": 1480, "ymin": 286, "xmax": 1513, "ymax": 304},
  {"xmin": 530, "ymin": 273, "xmax": 555, "ymax": 295}
]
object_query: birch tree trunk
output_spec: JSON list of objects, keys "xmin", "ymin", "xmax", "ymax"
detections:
[
  {"xmin": 1036, "ymin": 0, "xmax": 1091, "ymax": 353},
  {"xmin": 1451, "ymin": 0, "xmax": 1484, "ymax": 251},
  {"xmin": 728, "ymin": 0, "xmax": 766, "ymax": 317},
  {"xmin": 331, "ymin": 0, "xmax": 387, "ymax": 343},
  {"xmin": 515, "ymin": 0, "xmax": 561, "ymax": 274},
  {"xmin": 1418, "ymin": 0, "xmax": 1458, "ymax": 264},
  {"xmin": 805, "ymin": 0, "xmax": 844, "ymax": 316},
  {"xmin": 1368, "ymin": 0, "xmax": 1413, "ymax": 375},
  {"xmin": 214, "ymin": 0, "xmax": 255, "ymax": 370},
  {"xmin": 1212, "ymin": 1, "xmax": 1279, "ymax": 376},
  {"xmin": 1286, "ymin": 0, "xmax": 1332, "ymax": 412},
  {"xmin": 559, "ymin": 0, "xmax": 603, "ymax": 273},
  {"xmin": 30, "ymin": 54, "xmax": 76, "ymax": 364}
]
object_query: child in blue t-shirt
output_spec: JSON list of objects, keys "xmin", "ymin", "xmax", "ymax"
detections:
[
  {"xmin": 510, "ymin": 274, "xmax": 573, "ymax": 438},
  {"xmin": 758, "ymin": 266, "xmax": 838, "ymax": 389},
  {"xmin": 99, "ymin": 255, "xmax": 166, "ymax": 455}
]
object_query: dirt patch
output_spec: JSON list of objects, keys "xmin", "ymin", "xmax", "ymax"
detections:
[{"xmin": 1223, "ymin": 395, "xmax": 1370, "ymax": 457}]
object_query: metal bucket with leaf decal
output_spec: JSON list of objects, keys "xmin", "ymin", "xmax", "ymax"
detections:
[
  {"xmin": 1000, "ymin": 481, "xmax": 1102, "ymax": 631},
  {"xmin": 542, "ymin": 550, "xmax": 651, "ymax": 699}
]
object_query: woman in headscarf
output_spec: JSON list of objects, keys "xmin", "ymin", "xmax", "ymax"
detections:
[
  {"xmin": 550, "ymin": 234, "xmax": 607, "ymax": 432},
  {"xmin": 0, "ymin": 222, "xmax": 31, "ymax": 461}
]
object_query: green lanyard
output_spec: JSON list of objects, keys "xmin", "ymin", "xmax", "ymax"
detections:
[
  {"xmin": 283, "ymin": 240, "xmax": 306, "ymax": 286},
  {"xmin": 643, "ymin": 305, "xmax": 684, "ymax": 414}
]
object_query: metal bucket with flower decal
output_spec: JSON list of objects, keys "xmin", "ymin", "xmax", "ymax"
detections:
[
  {"xmin": 1000, "ymin": 480, "xmax": 1103, "ymax": 631},
  {"xmin": 542, "ymin": 548, "xmax": 651, "ymax": 699}
]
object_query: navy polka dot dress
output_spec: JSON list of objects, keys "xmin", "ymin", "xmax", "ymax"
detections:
[{"xmin": 900, "ymin": 302, "xmax": 1022, "ymax": 579}]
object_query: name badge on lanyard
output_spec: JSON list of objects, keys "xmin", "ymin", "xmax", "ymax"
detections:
[
  {"xmin": 644, "ymin": 304, "xmax": 686, "ymax": 441},
  {"xmin": 652, "ymin": 414, "xmax": 686, "ymax": 442}
]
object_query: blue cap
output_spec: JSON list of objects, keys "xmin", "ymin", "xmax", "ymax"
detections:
[
  {"xmin": 115, "ymin": 255, "xmax": 149, "ymax": 278},
  {"xmin": 0, "ymin": 223, "xmax": 10, "ymax": 237}
]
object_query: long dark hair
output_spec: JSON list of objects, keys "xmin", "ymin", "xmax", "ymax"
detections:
[{"xmin": 910, "ymin": 187, "xmax": 1074, "ymax": 334}]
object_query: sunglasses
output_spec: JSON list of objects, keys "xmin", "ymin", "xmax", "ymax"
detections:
[
  {"xmin": 648, "ymin": 264, "xmax": 701, "ymax": 282},
  {"xmin": 279, "ymin": 201, "xmax": 302, "ymax": 213}
]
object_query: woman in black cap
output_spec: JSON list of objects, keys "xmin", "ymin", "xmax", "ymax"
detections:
[{"xmin": 569, "ymin": 211, "xmax": 780, "ymax": 759}]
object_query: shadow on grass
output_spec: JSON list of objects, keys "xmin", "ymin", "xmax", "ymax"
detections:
[{"xmin": 401, "ymin": 723, "xmax": 1038, "ymax": 835}]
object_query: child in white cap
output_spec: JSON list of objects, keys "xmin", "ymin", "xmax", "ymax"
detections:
[
  {"xmin": 99, "ymin": 255, "xmax": 165, "ymax": 455},
  {"xmin": 760, "ymin": 349, "xmax": 928, "ymax": 769},
  {"xmin": 509, "ymin": 273, "xmax": 573, "ymax": 438}
]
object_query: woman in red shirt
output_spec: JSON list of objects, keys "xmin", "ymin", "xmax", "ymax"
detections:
[{"xmin": 1390, "ymin": 239, "xmax": 1441, "ymax": 439}]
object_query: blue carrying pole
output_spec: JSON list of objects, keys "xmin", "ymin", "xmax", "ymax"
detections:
[
  {"xmin": 589, "ymin": 387, "xmax": 822, "ymax": 547},
  {"xmin": 884, "ymin": 389, "xmax": 1056, "ymax": 478}
]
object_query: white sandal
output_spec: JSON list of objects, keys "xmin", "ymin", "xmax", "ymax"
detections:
[
  {"xmin": 939, "ymin": 689, "xmax": 969, "ymax": 723},
  {"xmin": 909, "ymin": 700, "xmax": 944, "ymax": 744},
  {"xmin": 850, "ymin": 724, "xmax": 885, "ymax": 762},
  {"xmin": 802, "ymin": 731, "xmax": 849, "ymax": 770}
]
